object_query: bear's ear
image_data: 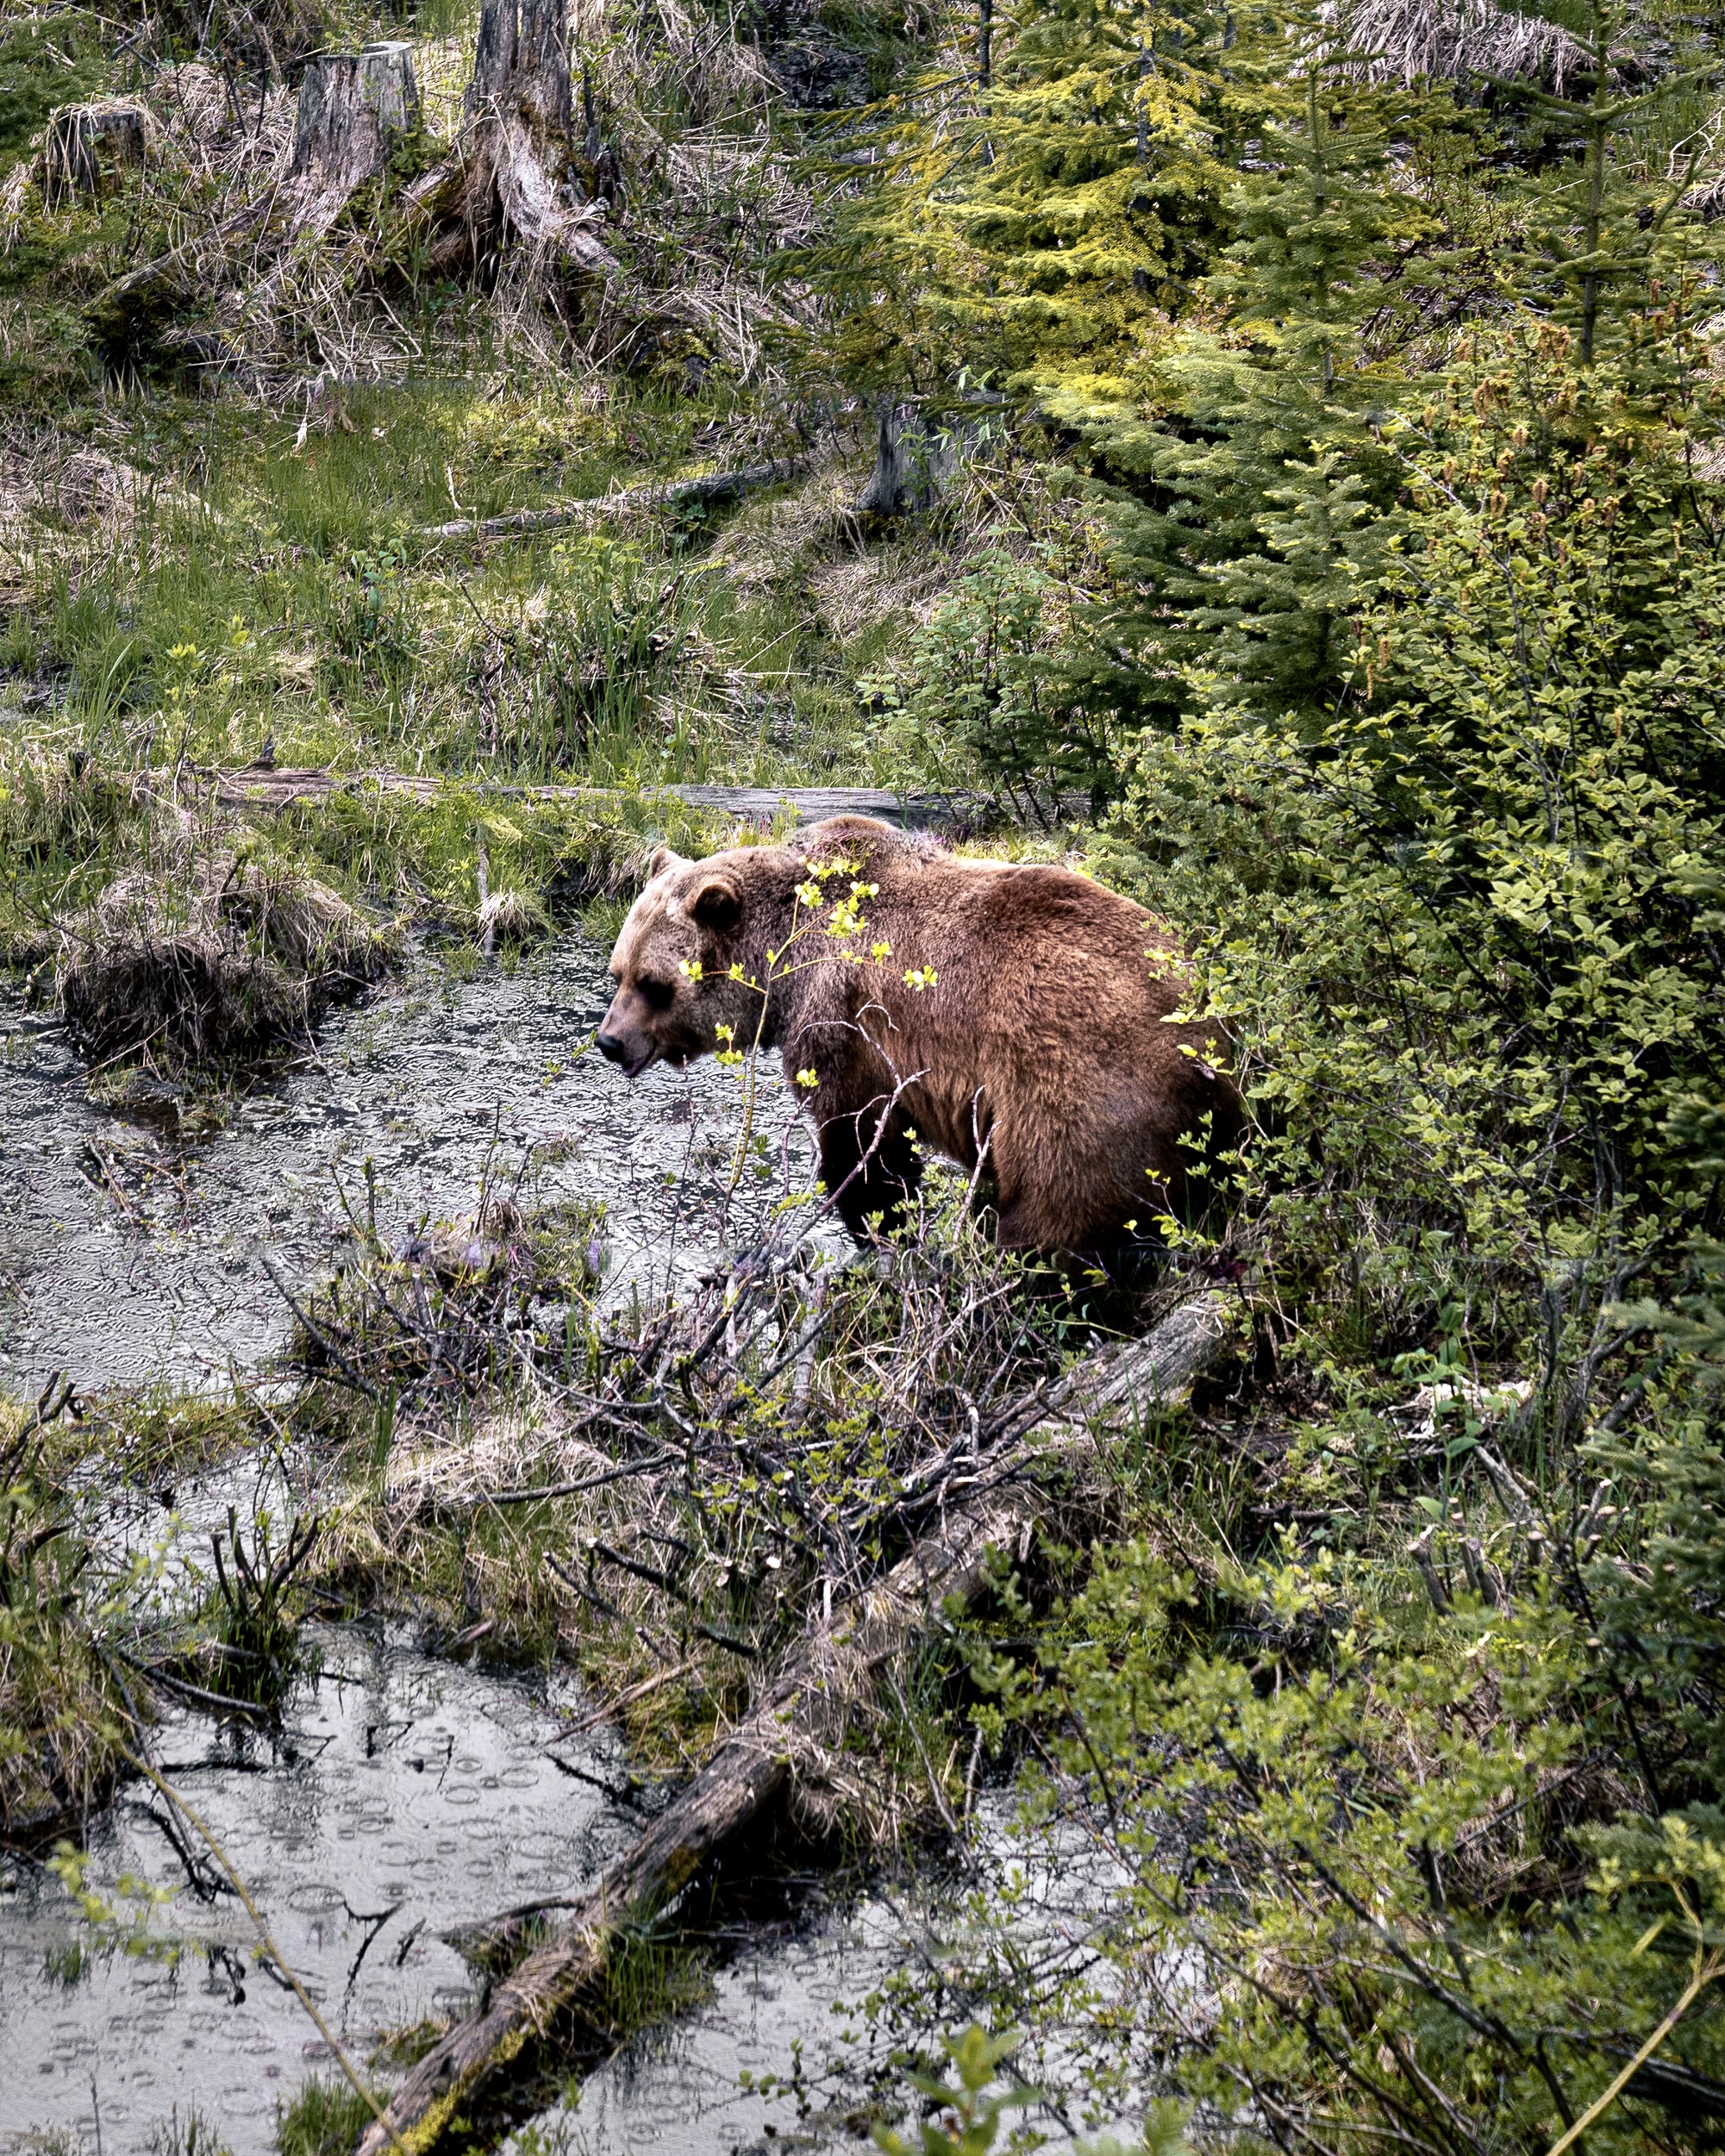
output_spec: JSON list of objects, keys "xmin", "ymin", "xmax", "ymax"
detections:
[
  {"xmin": 685, "ymin": 869, "xmax": 743, "ymax": 934},
  {"xmin": 647, "ymin": 845, "xmax": 690, "ymax": 879}
]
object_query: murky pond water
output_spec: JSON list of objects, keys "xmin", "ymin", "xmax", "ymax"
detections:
[
  {"xmin": 0, "ymin": 942, "xmax": 930, "ymax": 2155},
  {"xmin": 0, "ymin": 939, "xmax": 827, "ymax": 1396},
  {"xmin": 0, "ymin": 1625, "xmax": 929, "ymax": 2156}
]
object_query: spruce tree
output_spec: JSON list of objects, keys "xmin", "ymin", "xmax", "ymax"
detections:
[
  {"xmin": 1068, "ymin": 30, "xmax": 1437, "ymax": 734},
  {"xmin": 800, "ymin": 0, "xmax": 1253, "ymax": 409}
]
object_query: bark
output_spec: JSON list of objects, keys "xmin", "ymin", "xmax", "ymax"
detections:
[
  {"xmin": 43, "ymin": 101, "xmax": 149, "ymax": 208},
  {"xmin": 291, "ymin": 43, "xmax": 418, "ymax": 236},
  {"xmin": 470, "ymin": 0, "xmax": 570, "ymax": 137},
  {"xmin": 353, "ymin": 1293, "xmax": 1234, "ymax": 2156},
  {"xmin": 456, "ymin": 0, "xmax": 615, "ymax": 278},
  {"xmin": 855, "ymin": 401, "xmax": 961, "ymax": 517},
  {"xmin": 359, "ymin": 40, "xmax": 422, "ymax": 135}
]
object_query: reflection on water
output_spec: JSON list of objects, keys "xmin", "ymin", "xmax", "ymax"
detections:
[{"xmin": 0, "ymin": 939, "xmax": 820, "ymax": 1397}]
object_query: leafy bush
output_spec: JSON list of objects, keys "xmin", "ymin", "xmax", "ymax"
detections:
[{"xmin": 859, "ymin": 547, "xmax": 1118, "ymax": 812}]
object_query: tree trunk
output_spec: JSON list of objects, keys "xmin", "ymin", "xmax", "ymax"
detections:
[
  {"xmin": 352, "ymin": 1293, "xmax": 1234, "ymax": 2156},
  {"xmin": 43, "ymin": 101, "xmax": 149, "ymax": 209}
]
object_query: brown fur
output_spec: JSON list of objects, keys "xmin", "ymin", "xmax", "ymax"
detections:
[{"xmin": 597, "ymin": 816, "xmax": 1240, "ymax": 1253}]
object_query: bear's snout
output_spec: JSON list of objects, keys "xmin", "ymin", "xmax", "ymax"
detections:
[{"xmin": 595, "ymin": 989, "xmax": 660, "ymax": 1078}]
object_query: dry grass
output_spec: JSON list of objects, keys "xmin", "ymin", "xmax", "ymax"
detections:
[
  {"xmin": 1338, "ymin": 0, "xmax": 1591, "ymax": 89},
  {"xmin": 53, "ymin": 828, "xmax": 397, "ymax": 1066}
]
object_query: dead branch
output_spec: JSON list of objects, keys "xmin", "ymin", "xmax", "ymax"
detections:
[{"xmin": 419, "ymin": 454, "xmax": 810, "ymax": 541}]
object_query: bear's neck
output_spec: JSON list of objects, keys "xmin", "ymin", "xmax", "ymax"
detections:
[{"xmin": 728, "ymin": 874, "xmax": 841, "ymax": 1053}]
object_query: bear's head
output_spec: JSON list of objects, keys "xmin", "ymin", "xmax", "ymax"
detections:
[{"xmin": 597, "ymin": 844, "xmax": 763, "ymax": 1077}]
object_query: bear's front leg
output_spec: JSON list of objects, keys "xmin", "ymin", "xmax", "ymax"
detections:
[{"xmin": 812, "ymin": 1091, "xmax": 922, "ymax": 1242}]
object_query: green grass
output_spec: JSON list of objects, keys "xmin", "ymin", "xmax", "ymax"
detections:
[
  {"xmin": 275, "ymin": 2074, "xmax": 381, "ymax": 2156},
  {"xmin": 9, "ymin": 368, "xmax": 884, "ymax": 800}
]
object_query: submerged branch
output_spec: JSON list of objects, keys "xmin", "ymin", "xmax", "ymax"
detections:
[{"xmin": 352, "ymin": 1291, "xmax": 1233, "ymax": 2155}]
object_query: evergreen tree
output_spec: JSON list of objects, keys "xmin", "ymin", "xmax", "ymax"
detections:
[
  {"xmin": 1487, "ymin": 0, "xmax": 1717, "ymax": 364},
  {"xmin": 1067, "ymin": 34, "xmax": 1439, "ymax": 734},
  {"xmin": 798, "ymin": 0, "xmax": 1258, "ymax": 409}
]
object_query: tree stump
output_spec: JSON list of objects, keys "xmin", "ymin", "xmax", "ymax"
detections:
[
  {"xmin": 447, "ymin": 0, "xmax": 616, "ymax": 278},
  {"xmin": 291, "ymin": 44, "xmax": 420, "ymax": 234},
  {"xmin": 359, "ymin": 40, "xmax": 421, "ymax": 135},
  {"xmin": 468, "ymin": 0, "xmax": 570, "ymax": 136},
  {"xmin": 42, "ymin": 101, "xmax": 149, "ymax": 209},
  {"xmin": 855, "ymin": 400, "xmax": 961, "ymax": 517}
]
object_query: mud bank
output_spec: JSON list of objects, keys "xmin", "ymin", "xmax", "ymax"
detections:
[{"xmin": 0, "ymin": 938, "xmax": 824, "ymax": 1396}]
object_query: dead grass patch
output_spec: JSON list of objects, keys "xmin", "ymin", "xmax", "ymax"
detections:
[{"xmin": 55, "ymin": 845, "xmax": 397, "ymax": 1066}]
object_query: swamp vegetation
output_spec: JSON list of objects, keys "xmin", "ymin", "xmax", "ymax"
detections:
[{"xmin": 3, "ymin": 0, "xmax": 1725, "ymax": 2148}]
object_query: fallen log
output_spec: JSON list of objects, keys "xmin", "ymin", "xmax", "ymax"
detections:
[
  {"xmin": 353, "ymin": 1290, "xmax": 1234, "ymax": 2155},
  {"xmin": 212, "ymin": 766, "xmax": 1029, "ymax": 831},
  {"xmin": 419, "ymin": 455, "xmax": 809, "ymax": 543}
]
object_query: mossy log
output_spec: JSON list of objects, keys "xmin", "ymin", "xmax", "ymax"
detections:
[{"xmin": 353, "ymin": 1291, "xmax": 1234, "ymax": 2156}]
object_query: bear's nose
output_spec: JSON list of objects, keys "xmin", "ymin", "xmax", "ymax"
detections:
[{"xmin": 595, "ymin": 1030, "xmax": 628, "ymax": 1065}]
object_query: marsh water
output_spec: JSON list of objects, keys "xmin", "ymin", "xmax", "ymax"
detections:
[
  {"xmin": 0, "ymin": 1622, "xmax": 937, "ymax": 2156},
  {"xmin": 0, "ymin": 941, "xmax": 929, "ymax": 2153},
  {"xmin": 0, "ymin": 937, "xmax": 826, "ymax": 1397}
]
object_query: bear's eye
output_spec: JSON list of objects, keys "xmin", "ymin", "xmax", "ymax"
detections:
[{"xmin": 637, "ymin": 976, "xmax": 676, "ymax": 1012}]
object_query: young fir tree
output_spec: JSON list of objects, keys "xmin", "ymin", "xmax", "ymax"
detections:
[
  {"xmin": 799, "ymin": 0, "xmax": 1257, "ymax": 412},
  {"xmin": 1485, "ymin": 0, "xmax": 1718, "ymax": 366},
  {"xmin": 1066, "ymin": 31, "xmax": 1437, "ymax": 735}
]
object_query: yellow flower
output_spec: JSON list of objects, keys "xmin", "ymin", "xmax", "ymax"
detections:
[
  {"xmin": 903, "ymin": 966, "xmax": 937, "ymax": 992},
  {"xmin": 796, "ymin": 1067, "xmax": 820, "ymax": 1089}
]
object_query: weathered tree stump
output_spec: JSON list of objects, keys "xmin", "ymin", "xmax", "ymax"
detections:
[
  {"xmin": 855, "ymin": 399, "xmax": 962, "ymax": 517},
  {"xmin": 441, "ymin": 0, "xmax": 615, "ymax": 278},
  {"xmin": 468, "ymin": 0, "xmax": 570, "ymax": 134},
  {"xmin": 292, "ymin": 54, "xmax": 384, "ymax": 187},
  {"xmin": 42, "ymin": 101, "xmax": 149, "ymax": 209},
  {"xmin": 359, "ymin": 39, "xmax": 421, "ymax": 135},
  {"xmin": 290, "ymin": 43, "xmax": 420, "ymax": 234}
]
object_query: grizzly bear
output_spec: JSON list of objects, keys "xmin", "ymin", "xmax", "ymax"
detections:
[{"xmin": 597, "ymin": 816, "xmax": 1239, "ymax": 1253}]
